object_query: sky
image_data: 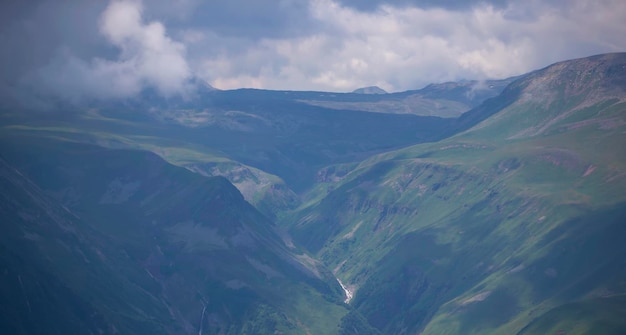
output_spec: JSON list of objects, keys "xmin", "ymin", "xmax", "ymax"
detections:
[{"xmin": 1, "ymin": 0, "xmax": 625, "ymax": 105}]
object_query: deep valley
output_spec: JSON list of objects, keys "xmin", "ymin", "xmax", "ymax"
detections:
[{"xmin": 1, "ymin": 53, "xmax": 626, "ymax": 334}]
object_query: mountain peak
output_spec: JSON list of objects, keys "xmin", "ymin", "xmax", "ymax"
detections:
[
  {"xmin": 352, "ymin": 86, "xmax": 388, "ymax": 94},
  {"xmin": 521, "ymin": 52, "xmax": 626, "ymax": 98}
]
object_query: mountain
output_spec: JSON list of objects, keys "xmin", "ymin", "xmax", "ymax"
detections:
[
  {"xmin": 0, "ymin": 75, "xmax": 511, "ymax": 333},
  {"xmin": 0, "ymin": 155, "xmax": 153, "ymax": 334},
  {"xmin": 0, "ymin": 78, "xmax": 500, "ymax": 211},
  {"xmin": 282, "ymin": 53, "xmax": 626, "ymax": 334},
  {"xmin": 0, "ymin": 138, "xmax": 350, "ymax": 334},
  {"xmin": 352, "ymin": 86, "xmax": 388, "ymax": 94},
  {"xmin": 301, "ymin": 78, "xmax": 517, "ymax": 118},
  {"xmin": 2, "ymin": 53, "xmax": 625, "ymax": 334},
  {"xmin": 0, "ymin": 73, "xmax": 513, "ymax": 333}
]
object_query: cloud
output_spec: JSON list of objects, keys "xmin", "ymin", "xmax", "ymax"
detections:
[
  {"xmin": 198, "ymin": 0, "xmax": 626, "ymax": 92},
  {"xmin": 24, "ymin": 0, "xmax": 191, "ymax": 102},
  {"xmin": 161, "ymin": 0, "xmax": 316, "ymax": 39},
  {"xmin": 335, "ymin": 0, "xmax": 511, "ymax": 12},
  {"xmin": 2, "ymin": 0, "xmax": 625, "ymax": 105},
  {"xmin": 99, "ymin": 0, "xmax": 191, "ymax": 96}
]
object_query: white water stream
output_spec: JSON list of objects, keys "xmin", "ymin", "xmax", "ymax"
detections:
[
  {"xmin": 198, "ymin": 304, "xmax": 207, "ymax": 335},
  {"xmin": 336, "ymin": 278, "xmax": 353, "ymax": 304}
]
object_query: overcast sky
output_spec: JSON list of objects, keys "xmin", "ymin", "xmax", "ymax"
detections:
[{"xmin": 1, "ymin": 0, "xmax": 625, "ymax": 104}]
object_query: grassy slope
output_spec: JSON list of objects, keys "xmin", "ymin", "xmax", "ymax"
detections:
[
  {"xmin": 0, "ymin": 155, "xmax": 177, "ymax": 334},
  {"xmin": 0, "ymin": 110, "xmax": 300, "ymax": 218},
  {"xmin": 0, "ymin": 138, "xmax": 349, "ymax": 334},
  {"xmin": 517, "ymin": 295, "xmax": 626, "ymax": 335},
  {"xmin": 283, "ymin": 53, "xmax": 626, "ymax": 334},
  {"xmin": 0, "ymin": 73, "xmax": 502, "ymax": 335},
  {"xmin": 0, "ymin": 87, "xmax": 458, "ymax": 212}
]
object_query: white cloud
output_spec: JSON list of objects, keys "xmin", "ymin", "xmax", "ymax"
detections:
[
  {"xmin": 13, "ymin": 0, "xmax": 626, "ymax": 102},
  {"xmin": 29, "ymin": 0, "xmax": 191, "ymax": 101},
  {"xmin": 199, "ymin": 0, "xmax": 626, "ymax": 92}
]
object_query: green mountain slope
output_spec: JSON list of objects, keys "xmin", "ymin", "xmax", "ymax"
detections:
[
  {"xmin": 0, "ymin": 69, "xmax": 515, "ymax": 334},
  {"xmin": 283, "ymin": 53, "xmax": 626, "ymax": 334},
  {"xmin": 303, "ymin": 78, "xmax": 516, "ymax": 117},
  {"xmin": 3, "ymin": 53, "xmax": 624, "ymax": 334},
  {"xmin": 517, "ymin": 295, "xmax": 626, "ymax": 335},
  {"xmin": 0, "ymin": 155, "xmax": 176, "ymax": 334},
  {"xmin": 0, "ymin": 77, "xmax": 509, "ymax": 214},
  {"xmin": 0, "ymin": 139, "xmax": 349, "ymax": 334}
]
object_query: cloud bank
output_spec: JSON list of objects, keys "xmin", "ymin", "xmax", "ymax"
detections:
[{"xmin": 0, "ymin": 0, "xmax": 625, "ymax": 105}]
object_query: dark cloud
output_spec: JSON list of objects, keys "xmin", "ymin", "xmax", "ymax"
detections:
[
  {"xmin": 0, "ymin": 1, "xmax": 111, "ymax": 75},
  {"xmin": 150, "ymin": 0, "xmax": 316, "ymax": 40},
  {"xmin": 0, "ymin": 0, "xmax": 114, "ymax": 106},
  {"xmin": 1, "ymin": 0, "xmax": 194, "ymax": 106}
]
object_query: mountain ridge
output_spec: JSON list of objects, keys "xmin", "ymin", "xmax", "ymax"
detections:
[
  {"xmin": 281, "ymin": 52, "xmax": 626, "ymax": 334},
  {"xmin": 352, "ymin": 86, "xmax": 388, "ymax": 94}
]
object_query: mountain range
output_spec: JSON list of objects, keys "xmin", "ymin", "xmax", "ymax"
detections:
[{"xmin": 1, "ymin": 53, "xmax": 625, "ymax": 334}]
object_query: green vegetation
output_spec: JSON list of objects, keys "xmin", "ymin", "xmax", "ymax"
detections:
[
  {"xmin": 282, "ymin": 53, "xmax": 626, "ymax": 334},
  {"xmin": 0, "ymin": 140, "xmax": 348, "ymax": 333},
  {"xmin": 1, "ymin": 53, "xmax": 625, "ymax": 334},
  {"xmin": 518, "ymin": 296, "xmax": 626, "ymax": 335}
]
